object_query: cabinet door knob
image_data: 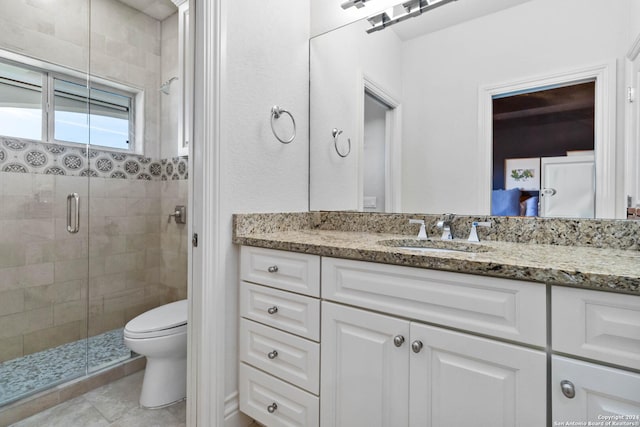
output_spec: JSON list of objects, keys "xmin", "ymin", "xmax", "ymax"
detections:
[
  {"xmin": 267, "ymin": 402, "xmax": 278, "ymax": 413},
  {"xmin": 411, "ymin": 340, "xmax": 423, "ymax": 353},
  {"xmin": 267, "ymin": 306, "xmax": 278, "ymax": 315},
  {"xmin": 560, "ymin": 380, "xmax": 575, "ymax": 399},
  {"xmin": 268, "ymin": 350, "xmax": 278, "ymax": 359},
  {"xmin": 393, "ymin": 335, "xmax": 405, "ymax": 347},
  {"xmin": 267, "ymin": 265, "xmax": 279, "ymax": 273}
]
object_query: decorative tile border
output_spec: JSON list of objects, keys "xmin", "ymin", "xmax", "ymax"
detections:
[{"xmin": 0, "ymin": 137, "xmax": 188, "ymax": 180}]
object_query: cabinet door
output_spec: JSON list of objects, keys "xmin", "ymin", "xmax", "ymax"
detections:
[
  {"xmin": 409, "ymin": 323, "xmax": 546, "ymax": 427},
  {"xmin": 321, "ymin": 302, "xmax": 410, "ymax": 427},
  {"xmin": 552, "ymin": 356, "xmax": 640, "ymax": 424}
]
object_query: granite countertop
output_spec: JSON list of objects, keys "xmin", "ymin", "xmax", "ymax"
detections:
[{"xmin": 234, "ymin": 229, "xmax": 640, "ymax": 295}]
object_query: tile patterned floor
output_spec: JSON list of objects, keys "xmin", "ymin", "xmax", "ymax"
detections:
[
  {"xmin": 0, "ymin": 329, "xmax": 132, "ymax": 406},
  {"xmin": 9, "ymin": 371, "xmax": 186, "ymax": 427}
]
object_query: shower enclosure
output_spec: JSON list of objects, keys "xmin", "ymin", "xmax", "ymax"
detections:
[{"xmin": 0, "ymin": 0, "xmax": 189, "ymax": 408}]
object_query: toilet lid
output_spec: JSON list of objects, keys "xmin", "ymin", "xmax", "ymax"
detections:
[{"xmin": 125, "ymin": 299, "xmax": 187, "ymax": 334}]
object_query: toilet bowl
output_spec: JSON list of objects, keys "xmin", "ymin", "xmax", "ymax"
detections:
[{"xmin": 124, "ymin": 299, "xmax": 188, "ymax": 408}]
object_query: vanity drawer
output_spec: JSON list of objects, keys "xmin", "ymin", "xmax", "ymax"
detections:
[
  {"xmin": 240, "ymin": 363, "xmax": 319, "ymax": 427},
  {"xmin": 241, "ymin": 282, "xmax": 320, "ymax": 341},
  {"xmin": 552, "ymin": 287, "xmax": 640, "ymax": 370},
  {"xmin": 241, "ymin": 246, "xmax": 320, "ymax": 297},
  {"xmin": 322, "ymin": 257, "xmax": 546, "ymax": 346},
  {"xmin": 240, "ymin": 318, "xmax": 320, "ymax": 394}
]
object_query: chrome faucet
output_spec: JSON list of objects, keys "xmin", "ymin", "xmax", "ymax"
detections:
[
  {"xmin": 468, "ymin": 221, "xmax": 492, "ymax": 242},
  {"xmin": 409, "ymin": 219, "xmax": 428, "ymax": 240},
  {"xmin": 436, "ymin": 213, "xmax": 454, "ymax": 240}
]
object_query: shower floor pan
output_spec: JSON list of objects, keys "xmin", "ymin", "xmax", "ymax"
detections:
[{"xmin": 0, "ymin": 328, "xmax": 132, "ymax": 407}]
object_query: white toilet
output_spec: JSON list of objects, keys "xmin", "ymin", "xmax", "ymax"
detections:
[{"xmin": 124, "ymin": 299, "xmax": 188, "ymax": 408}]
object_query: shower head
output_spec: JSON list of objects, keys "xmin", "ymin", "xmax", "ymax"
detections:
[{"xmin": 160, "ymin": 77, "xmax": 179, "ymax": 95}]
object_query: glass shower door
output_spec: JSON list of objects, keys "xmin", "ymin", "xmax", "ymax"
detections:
[{"xmin": 0, "ymin": 0, "xmax": 91, "ymax": 406}]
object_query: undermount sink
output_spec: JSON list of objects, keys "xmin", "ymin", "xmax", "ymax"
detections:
[{"xmin": 378, "ymin": 239, "xmax": 492, "ymax": 254}]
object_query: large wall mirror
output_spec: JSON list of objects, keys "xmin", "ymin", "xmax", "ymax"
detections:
[{"xmin": 310, "ymin": 0, "xmax": 640, "ymax": 219}]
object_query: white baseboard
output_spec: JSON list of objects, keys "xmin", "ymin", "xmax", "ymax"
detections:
[{"xmin": 224, "ymin": 392, "xmax": 253, "ymax": 427}]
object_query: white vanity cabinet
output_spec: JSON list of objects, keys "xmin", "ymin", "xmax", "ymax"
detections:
[
  {"xmin": 239, "ymin": 247, "xmax": 321, "ymax": 427},
  {"xmin": 551, "ymin": 287, "xmax": 640, "ymax": 424},
  {"xmin": 320, "ymin": 257, "xmax": 547, "ymax": 427},
  {"xmin": 238, "ymin": 246, "xmax": 640, "ymax": 427}
]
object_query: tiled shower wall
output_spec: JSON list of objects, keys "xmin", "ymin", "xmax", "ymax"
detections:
[
  {"xmin": 0, "ymin": 0, "xmax": 166, "ymax": 160},
  {"xmin": 0, "ymin": 158, "xmax": 187, "ymax": 363}
]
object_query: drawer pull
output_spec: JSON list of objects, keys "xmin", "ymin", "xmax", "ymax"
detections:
[
  {"xmin": 393, "ymin": 335, "xmax": 405, "ymax": 347},
  {"xmin": 267, "ymin": 306, "xmax": 279, "ymax": 315},
  {"xmin": 268, "ymin": 350, "xmax": 279, "ymax": 359},
  {"xmin": 411, "ymin": 340, "xmax": 423, "ymax": 353},
  {"xmin": 560, "ymin": 380, "xmax": 575, "ymax": 399},
  {"xmin": 267, "ymin": 402, "xmax": 278, "ymax": 413},
  {"xmin": 267, "ymin": 265, "xmax": 279, "ymax": 273}
]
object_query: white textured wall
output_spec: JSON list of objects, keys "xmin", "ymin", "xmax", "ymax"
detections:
[
  {"xmin": 309, "ymin": 19, "xmax": 402, "ymax": 210},
  {"xmin": 219, "ymin": 0, "xmax": 310, "ymax": 407},
  {"xmin": 400, "ymin": 0, "xmax": 633, "ymax": 215}
]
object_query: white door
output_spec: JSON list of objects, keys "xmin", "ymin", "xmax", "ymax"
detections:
[
  {"xmin": 540, "ymin": 154, "xmax": 595, "ymax": 218},
  {"xmin": 409, "ymin": 323, "xmax": 546, "ymax": 427},
  {"xmin": 552, "ymin": 356, "xmax": 640, "ymax": 424},
  {"xmin": 321, "ymin": 302, "xmax": 410, "ymax": 427}
]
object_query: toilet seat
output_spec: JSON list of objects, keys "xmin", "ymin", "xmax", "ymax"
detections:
[
  {"xmin": 124, "ymin": 323, "xmax": 187, "ymax": 339},
  {"xmin": 124, "ymin": 299, "xmax": 187, "ymax": 339}
]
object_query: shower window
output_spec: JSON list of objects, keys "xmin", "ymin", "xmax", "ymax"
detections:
[
  {"xmin": 0, "ymin": 61, "xmax": 44, "ymax": 141},
  {"xmin": 53, "ymin": 78, "xmax": 133, "ymax": 150},
  {"xmin": 0, "ymin": 55, "xmax": 139, "ymax": 152}
]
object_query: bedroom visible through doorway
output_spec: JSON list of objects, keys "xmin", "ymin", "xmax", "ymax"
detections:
[{"xmin": 491, "ymin": 81, "xmax": 595, "ymax": 218}]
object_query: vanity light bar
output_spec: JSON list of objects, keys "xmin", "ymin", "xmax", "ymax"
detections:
[
  {"xmin": 341, "ymin": 0, "xmax": 369, "ymax": 10},
  {"xmin": 366, "ymin": 0, "xmax": 457, "ymax": 33}
]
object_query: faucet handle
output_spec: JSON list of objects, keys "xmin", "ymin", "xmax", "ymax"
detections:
[
  {"xmin": 409, "ymin": 219, "xmax": 428, "ymax": 240},
  {"xmin": 468, "ymin": 221, "xmax": 491, "ymax": 242},
  {"xmin": 436, "ymin": 220, "xmax": 453, "ymax": 240}
]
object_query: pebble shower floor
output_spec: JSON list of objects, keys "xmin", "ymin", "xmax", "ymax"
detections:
[{"xmin": 0, "ymin": 328, "xmax": 132, "ymax": 407}]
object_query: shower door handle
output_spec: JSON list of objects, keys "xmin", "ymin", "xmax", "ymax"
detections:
[{"xmin": 67, "ymin": 193, "xmax": 80, "ymax": 234}]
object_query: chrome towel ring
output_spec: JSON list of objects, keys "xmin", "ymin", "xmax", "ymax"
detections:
[
  {"xmin": 332, "ymin": 128, "xmax": 351, "ymax": 158},
  {"xmin": 270, "ymin": 105, "xmax": 296, "ymax": 144}
]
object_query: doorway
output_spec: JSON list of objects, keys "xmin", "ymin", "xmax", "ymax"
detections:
[
  {"xmin": 360, "ymin": 80, "xmax": 402, "ymax": 213},
  {"xmin": 491, "ymin": 81, "xmax": 595, "ymax": 218},
  {"xmin": 478, "ymin": 62, "xmax": 617, "ymax": 218},
  {"xmin": 363, "ymin": 92, "xmax": 391, "ymax": 212}
]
